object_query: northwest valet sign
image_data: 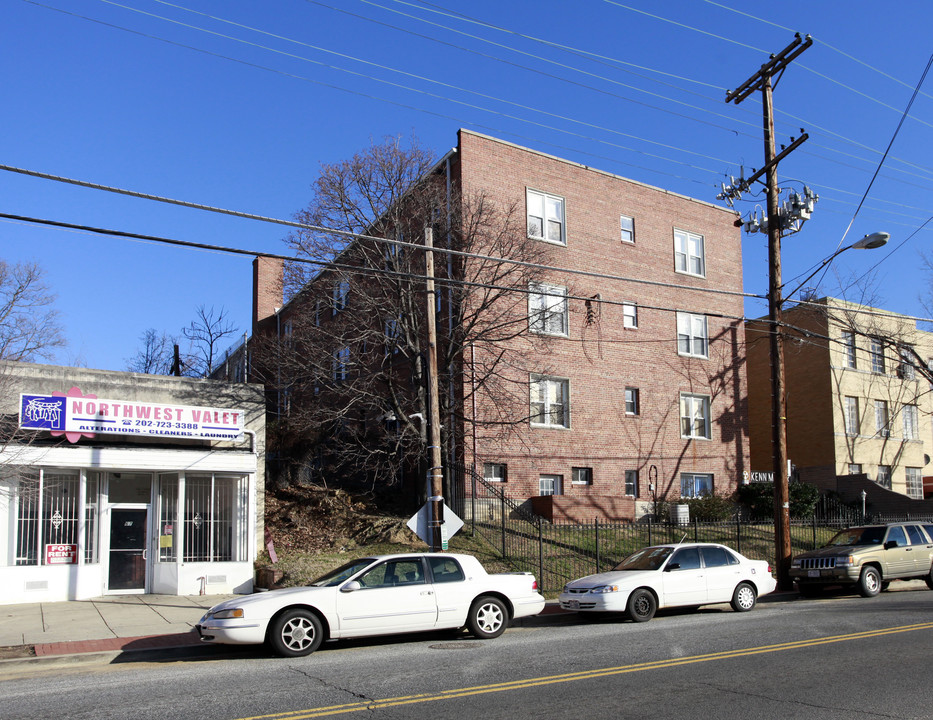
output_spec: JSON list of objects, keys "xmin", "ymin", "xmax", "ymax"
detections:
[{"xmin": 20, "ymin": 386, "xmax": 244, "ymax": 443}]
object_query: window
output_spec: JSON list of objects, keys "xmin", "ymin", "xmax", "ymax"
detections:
[
  {"xmin": 677, "ymin": 312, "xmax": 708, "ymax": 358},
  {"xmin": 526, "ymin": 189, "xmax": 565, "ymax": 245},
  {"xmin": 842, "ymin": 331, "xmax": 857, "ymax": 369},
  {"xmin": 701, "ymin": 546, "xmax": 738, "ymax": 567},
  {"xmin": 876, "ymin": 465, "xmax": 892, "ymax": 489},
  {"xmin": 680, "ymin": 393, "xmax": 711, "ymax": 439},
  {"xmin": 870, "ymin": 338, "xmax": 885, "ymax": 374},
  {"xmin": 624, "ymin": 387, "xmax": 640, "ymax": 416},
  {"xmin": 183, "ymin": 474, "xmax": 249, "ymax": 563},
  {"xmin": 384, "ymin": 317, "xmax": 400, "ymax": 354},
  {"xmin": 903, "ymin": 404, "xmax": 919, "ymax": 440},
  {"xmin": 539, "ymin": 474, "xmax": 563, "ymax": 496},
  {"xmin": 483, "ymin": 463, "xmax": 507, "ymax": 483},
  {"xmin": 623, "ymin": 303, "xmax": 638, "ymax": 329},
  {"xmin": 625, "ymin": 470, "xmax": 639, "ymax": 497},
  {"xmin": 874, "ymin": 400, "xmax": 889, "ymax": 436},
  {"xmin": 674, "ymin": 229, "xmax": 705, "ymax": 277},
  {"xmin": 333, "ymin": 346, "xmax": 350, "ymax": 381},
  {"xmin": 906, "ymin": 467, "xmax": 923, "ymax": 499},
  {"xmin": 531, "ymin": 376, "xmax": 570, "ymax": 428},
  {"xmin": 529, "ymin": 284, "xmax": 568, "ymax": 336},
  {"xmin": 620, "ymin": 214, "xmax": 635, "ymax": 243},
  {"xmin": 844, "ymin": 396, "xmax": 860, "ymax": 436},
  {"xmin": 333, "ymin": 279, "xmax": 349, "ymax": 315},
  {"xmin": 572, "ymin": 467, "xmax": 593, "ymax": 486},
  {"xmin": 358, "ymin": 559, "xmax": 425, "ymax": 588},
  {"xmin": 898, "ymin": 347, "xmax": 916, "ymax": 379},
  {"xmin": 680, "ymin": 472, "xmax": 713, "ymax": 498},
  {"xmin": 669, "ymin": 547, "xmax": 702, "ymax": 570},
  {"xmin": 428, "ymin": 556, "xmax": 464, "ymax": 584},
  {"xmin": 848, "ymin": 464, "xmax": 862, "ymax": 475}
]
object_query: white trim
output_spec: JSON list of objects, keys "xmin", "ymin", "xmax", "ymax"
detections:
[{"xmin": 0, "ymin": 445, "xmax": 258, "ymax": 473}]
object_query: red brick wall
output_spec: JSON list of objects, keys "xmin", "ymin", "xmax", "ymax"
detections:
[
  {"xmin": 456, "ymin": 131, "xmax": 749, "ymax": 516},
  {"xmin": 253, "ymin": 256, "xmax": 284, "ymax": 335}
]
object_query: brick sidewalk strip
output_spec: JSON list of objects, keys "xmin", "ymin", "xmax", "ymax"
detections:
[{"xmin": 34, "ymin": 630, "xmax": 202, "ymax": 657}]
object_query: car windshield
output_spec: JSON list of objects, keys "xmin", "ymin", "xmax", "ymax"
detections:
[
  {"xmin": 311, "ymin": 558, "xmax": 377, "ymax": 586},
  {"xmin": 613, "ymin": 547, "xmax": 673, "ymax": 571},
  {"xmin": 826, "ymin": 527, "xmax": 886, "ymax": 547}
]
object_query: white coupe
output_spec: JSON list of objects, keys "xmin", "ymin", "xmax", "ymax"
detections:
[
  {"xmin": 197, "ymin": 552, "xmax": 545, "ymax": 656},
  {"xmin": 559, "ymin": 543, "xmax": 776, "ymax": 622}
]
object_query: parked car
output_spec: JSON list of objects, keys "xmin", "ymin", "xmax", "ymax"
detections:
[
  {"xmin": 558, "ymin": 543, "xmax": 776, "ymax": 622},
  {"xmin": 197, "ymin": 553, "xmax": 545, "ymax": 657},
  {"xmin": 790, "ymin": 522, "xmax": 933, "ymax": 597}
]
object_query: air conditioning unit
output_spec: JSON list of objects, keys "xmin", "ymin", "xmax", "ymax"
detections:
[{"xmin": 879, "ymin": 429, "xmax": 890, "ymax": 437}]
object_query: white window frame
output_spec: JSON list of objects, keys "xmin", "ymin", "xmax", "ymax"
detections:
[
  {"xmin": 483, "ymin": 463, "xmax": 507, "ymax": 483},
  {"xmin": 680, "ymin": 393, "xmax": 711, "ymax": 440},
  {"xmin": 674, "ymin": 229, "xmax": 705, "ymax": 277},
  {"xmin": 842, "ymin": 331, "xmax": 857, "ymax": 369},
  {"xmin": 623, "ymin": 302, "xmax": 638, "ymax": 329},
  {"xmin": 906, "ymin": 467, "xmax": 923, "ymax": 499},
  {"xmin": 844, "ymin": 396, "xmax": 860, "ymax": 436},
  {"xmin": 624, "ymin": 387, "xmax": 640, "ymax": 416},
  {"xmin": 539, "ymin": 474, "xmax": 563, "ymax": 496},
  {"xmin": 870, "ymin": 338, "xmax": 885, "ymax": 374},
  {"xmin": 333, "ymin": 279, "xmax": 349, "ymax": 315},
  {"xmin": 903, "ymin": 404, "xmax": 919, "ymax": 440},
  {"xmin": 874, "ymin": 399, "xmax": 889, "ymax": 436},
  {"xmin": 333, "ymin": 346, "xmax": 350, "ymax": 381},
  {"xmin": 571, "ymin": 467, "xmax": 593, "ymax": 486},
  {"xmin": 898, "ymin": 347, "xmax": 916, "ymax": 379},
  {"xmin": 625, "ymin": 469, "xmax": 639, "ymax": 497},
  {"xmin": 680, "ymin": 472, "xmax": 713, "ymax": 498},
  {"xmin": 620, "ymin": 214, "xmax": 635, "ymax": 244},
  {"xmin": 528, "ymin": 283, "xmax": 569, "ymax": 336},
  {"xmin": 876, "ymin": 465, "xmax": 892, "ymax": 489},
  {"xmin": 677, "ymin": 312, "xmax": 708, "ymax": 358},
  {"xmin": 526, "ymin": 189, "xmax": 565, "ymax": 246},
  {"xmin": 530, "ymin": 375, "xmax": 570, "ymax": 429},
  {"xmin": 848, "ymin": 464, "xmax": 862, "ymax": 475}
]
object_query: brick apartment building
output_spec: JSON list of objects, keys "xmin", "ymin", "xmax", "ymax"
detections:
[
  {"xmin": 222, "ymin": 130, "xmax": 750, "ymax": 521},
  {"xmin": 746, "ymin": 297, "xmax": 933, "ymax": 503}
]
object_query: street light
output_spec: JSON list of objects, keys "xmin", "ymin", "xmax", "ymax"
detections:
[{"xmin": 770, "ymin": 231, "xmax": 889, "ymax": 590}]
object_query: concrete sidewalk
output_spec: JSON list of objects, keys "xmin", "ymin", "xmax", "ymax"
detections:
[{"xmin": 0, "ymin": 594, "xmax": 235, "ymax": 659}]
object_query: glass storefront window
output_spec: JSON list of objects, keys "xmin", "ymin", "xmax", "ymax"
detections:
[
  {"xmin": 158, "ymin": 474, "xmax": 178, "ymax": 562},
  {"xmin": 184, "ymin": 474, "xmax": 248, "ymax": 563}
]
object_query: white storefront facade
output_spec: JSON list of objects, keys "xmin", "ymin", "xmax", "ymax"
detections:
[{"xmin": 0, "ymin": 362, "xmax": 266, "ymax": 605}]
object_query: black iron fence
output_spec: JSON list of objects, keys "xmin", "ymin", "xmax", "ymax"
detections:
[{"xmin": 446, "ymin": 464, "xmax": 933, "ymax": 594}]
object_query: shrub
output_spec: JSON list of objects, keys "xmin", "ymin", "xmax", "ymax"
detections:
[
  {"xmin": 682, "ymin": 493, "xmax": 738, "ymax": 521},
  {"xmin": 735, "ymin": 481, "xmax": 820, "ymax": 518}
]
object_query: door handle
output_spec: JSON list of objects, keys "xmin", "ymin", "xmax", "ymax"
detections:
[{"xmin": 142, "ymin": 549, "xmax": 148, "ymax": 560}]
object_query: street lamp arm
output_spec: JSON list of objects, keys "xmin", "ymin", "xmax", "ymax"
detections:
[{"xmin": 781, "ymin": 232, "xmax": 889, "ymax": 302}]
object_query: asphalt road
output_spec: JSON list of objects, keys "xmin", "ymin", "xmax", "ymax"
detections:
[{"xmin": 3, "ymin": 588, "xmax": 933, "ymax": 719}]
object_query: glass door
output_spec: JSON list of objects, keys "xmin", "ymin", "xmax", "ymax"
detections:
[{"xmin": 108, "ymin": 506, "xmax": 149, "ymax": 592}]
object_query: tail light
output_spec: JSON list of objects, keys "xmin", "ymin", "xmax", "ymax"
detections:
[{"xmin": 532, "ymin": 579, "xmax": 539, "ymax": 591}]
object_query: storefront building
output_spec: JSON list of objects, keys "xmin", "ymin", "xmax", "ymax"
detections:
[{"xmin": 0, "ymin": 362, "xmax": 265, "ymax": 604}]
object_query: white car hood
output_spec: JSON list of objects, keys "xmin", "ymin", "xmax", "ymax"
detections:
[
  {"xmin": 565, "ymin": 570, "xmax": 655, "ymax": 589},
  {"xmin": 208, "ymin": 586, "xmax": 329, "ymax": 612}
]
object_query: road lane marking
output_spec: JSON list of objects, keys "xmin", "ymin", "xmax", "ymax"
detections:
[{"xmin": 237, "ymin": 621, "xmax": 933, "ymax": 719}]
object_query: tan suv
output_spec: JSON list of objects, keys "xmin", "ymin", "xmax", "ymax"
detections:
[{"xmin": 790, "ymin": 523, "xmax": 933, "ymax": 597}]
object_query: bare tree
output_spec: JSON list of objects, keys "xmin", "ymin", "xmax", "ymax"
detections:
[
  {"xmin": 125, "ymin": 328, "xmax": 176, "ymax": 375},
  {"xmin": 0, "ymin": 260, "xmax": 65, "ymax": 362},
  {"xmin": 257, "ymin": 136, "xmax": 552, "ymax": 491},
  {"xmin": 182, "ymin": 305, "xmax": 238, "ymax": 378}
]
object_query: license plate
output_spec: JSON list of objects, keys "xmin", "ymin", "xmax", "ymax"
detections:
[
  {"xmin": 567, "ymin": 599, "xmax": 580, "ymax": 609},
  {"xmin": 808, "ymin": 570, "xmax": 820, "ymax": 578}
]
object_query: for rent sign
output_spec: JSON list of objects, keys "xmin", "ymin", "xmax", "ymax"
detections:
[
  {"xmin": 21, "ymin": 391, "xmax": 245, "ymax": 442},
  {"xmin": 45, "ymin": 544, "xmax": 78, "ymax": 565}
]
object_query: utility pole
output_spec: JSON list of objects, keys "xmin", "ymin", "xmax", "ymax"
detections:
[
  {"xmin": 424, "ymin": 226, "xmax": 445, "ymax": 552},
  {"xmin": 726, "ymin": 33, "xmax": 812, "ymax": 591}
]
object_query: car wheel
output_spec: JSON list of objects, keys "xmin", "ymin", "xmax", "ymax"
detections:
[
  {"xmin": 731, "ymin": 582, "xmax": 757, "ymax": 612},
  {"xmin": 626, "ymin": 588, "xmax": 657, "ymax": 623},
  {"xmin": 858, "ymin": 566, "xmax": 882, "ymax": 598},
  {"xmin": 268, "ymin": 609, "xmax": 324, "ymax": 657},
  {"xmin": 468, "ymin": 596, "xmax": 508, "ymax": 639}
]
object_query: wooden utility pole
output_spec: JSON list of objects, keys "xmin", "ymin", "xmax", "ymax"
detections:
[
  {"xmin": 424, "ymin": 226, "xmax": 444, "ymax": 552},
  {"xmin": 726, "ymin": 33, "xmax": 812, "ymax": 591}
]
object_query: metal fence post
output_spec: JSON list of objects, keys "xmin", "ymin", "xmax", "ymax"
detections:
[
  {"xmin": 538, "ymin": 521, "xmax": 545, "ymax": 593},
  {"xmin": 736, "ymin": 515, "xmax": 742, "ymax": 554},
  {"xmin": 595, "ymin": 518, "xmax": 600, "ymax": 573}
]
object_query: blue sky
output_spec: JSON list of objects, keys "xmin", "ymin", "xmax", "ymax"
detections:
[{"xmin": 4, "ymin": 0, "xmax": 933, "ymax": 371}]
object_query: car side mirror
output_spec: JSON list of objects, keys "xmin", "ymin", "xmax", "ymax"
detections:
[
  {"xmin": 341, "ymin": 580, "xmax": 362, "ymax": 593},
  {"xmin": 665, "ymin": 563, "xmax": 681, "ymax": 572},
  {"xmin": 884, "ymin": 541, "xmax": 898, "ymax": 550}
]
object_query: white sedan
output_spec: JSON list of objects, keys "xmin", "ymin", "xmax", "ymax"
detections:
[
  {"xmin": 559, "ymin": 543, "xmax": 776, "ymax": 622},
  {"xmin": 197, "ymin": 553, "xmax": 545, "ymax": 656}
]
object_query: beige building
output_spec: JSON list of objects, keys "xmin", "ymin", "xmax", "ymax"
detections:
[{"xmin": 747, "ymin": 297, "xmax": 933, "ymax": 499}]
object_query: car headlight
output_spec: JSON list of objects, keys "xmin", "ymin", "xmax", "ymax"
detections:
[
  {"xmin": 590, "ymin": 585, "xmax": 620, "ymax": 594},
  {"xmin": 835, "ymin": 556, "xmax": 856, "ymax": 567},
  {"xmin": 212, "ymin": 608, "xmax": 245, "ymax": 619},
  {"xmin": 790, "ymin": 558, "xmax": 801, "ymax": 568}
]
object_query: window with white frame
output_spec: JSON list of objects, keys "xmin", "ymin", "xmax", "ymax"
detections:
[
  {"xmin": 483, "ymin": 463, "xmax": 507, "ymax": 483},
  {"xmin": 842, "ymin": 331, "xmax": 857, "ymax": 369},
  {"xmin": 848, "ymin": 464, "xmax": 862, "ymax": 475},
  {"xmin": 529, "ymin": 283, "xmax": 569, "ymax": 336},
  {"xmin": 674, "ymin": 229, "xmax": 705, "ymax": 277},
  {"xmin": 183, "ymin": 474, "xmax": 249, "ymax": 563},
  {"xmin": 677, "ymin": 312, "xmax": 708, "ymax": 358},
  {"xmin": 869, "ymin": 338, "xmax": 885, "ymax": 374},
  {"xmin": 680, "ymin": 472, "xmax": 713, "ymax": 498},
  {"xmin": 876, "ymin": 465, "xmax": 892, "ymax": 489},
  {"xmin": 625, "ymin": 387, "xmax": 640, "ymax": 416},
  {"xmin": 623, "ymin": 302, "xmax": 638, "ymax": 329},
  {"xmin": 333, "ymin": 346, "xmax": 350, "ymax": 381},
  {"xmin": 625, "ymin": 470, "xmax": 639, "ymax": 497},
  {"xmin": 620, "ymin": 214, "xmax": 635, "ymax": 243},
  {"xmin": 903, "ymin": 404, "xmax": 919, "ymax": 440},
  {"xmin": 384, "ymin": 317, "xmax": 400, "ymax": 354},
  {"xmin": 539, "ymin": 474, "xmax": 563, "ymax": 496},
  {"xmin": 906, "ymin": 467, "xmax": 923, "ymax": 499},
  {"xmin": 844, "ymin": 396, "xmax": 860, "ymax": 435},
  {"xmin": 680, "ymin": 393, "xmax": 711, "ymax": 439},
  {"xmin": 333, "ymin": 279, "xmax": 349, "ymax": 315},
  {"xmin": 531, "ymin": 375, "xmax": 570, "ymax": 428},
  {"xmin": 874, "ymin": 400, "xmax": 889, "ymax": 436},
  {"xmin": 898, "ymin": 347, "xmax": 916, "ymax": 379},
  {"xmin": 572, "ymin": 467, "xmax": 593, "ymax": 486},
  {"xmin": 526, "ymin": 189, "xmax": 565, "ymax": 245}
]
